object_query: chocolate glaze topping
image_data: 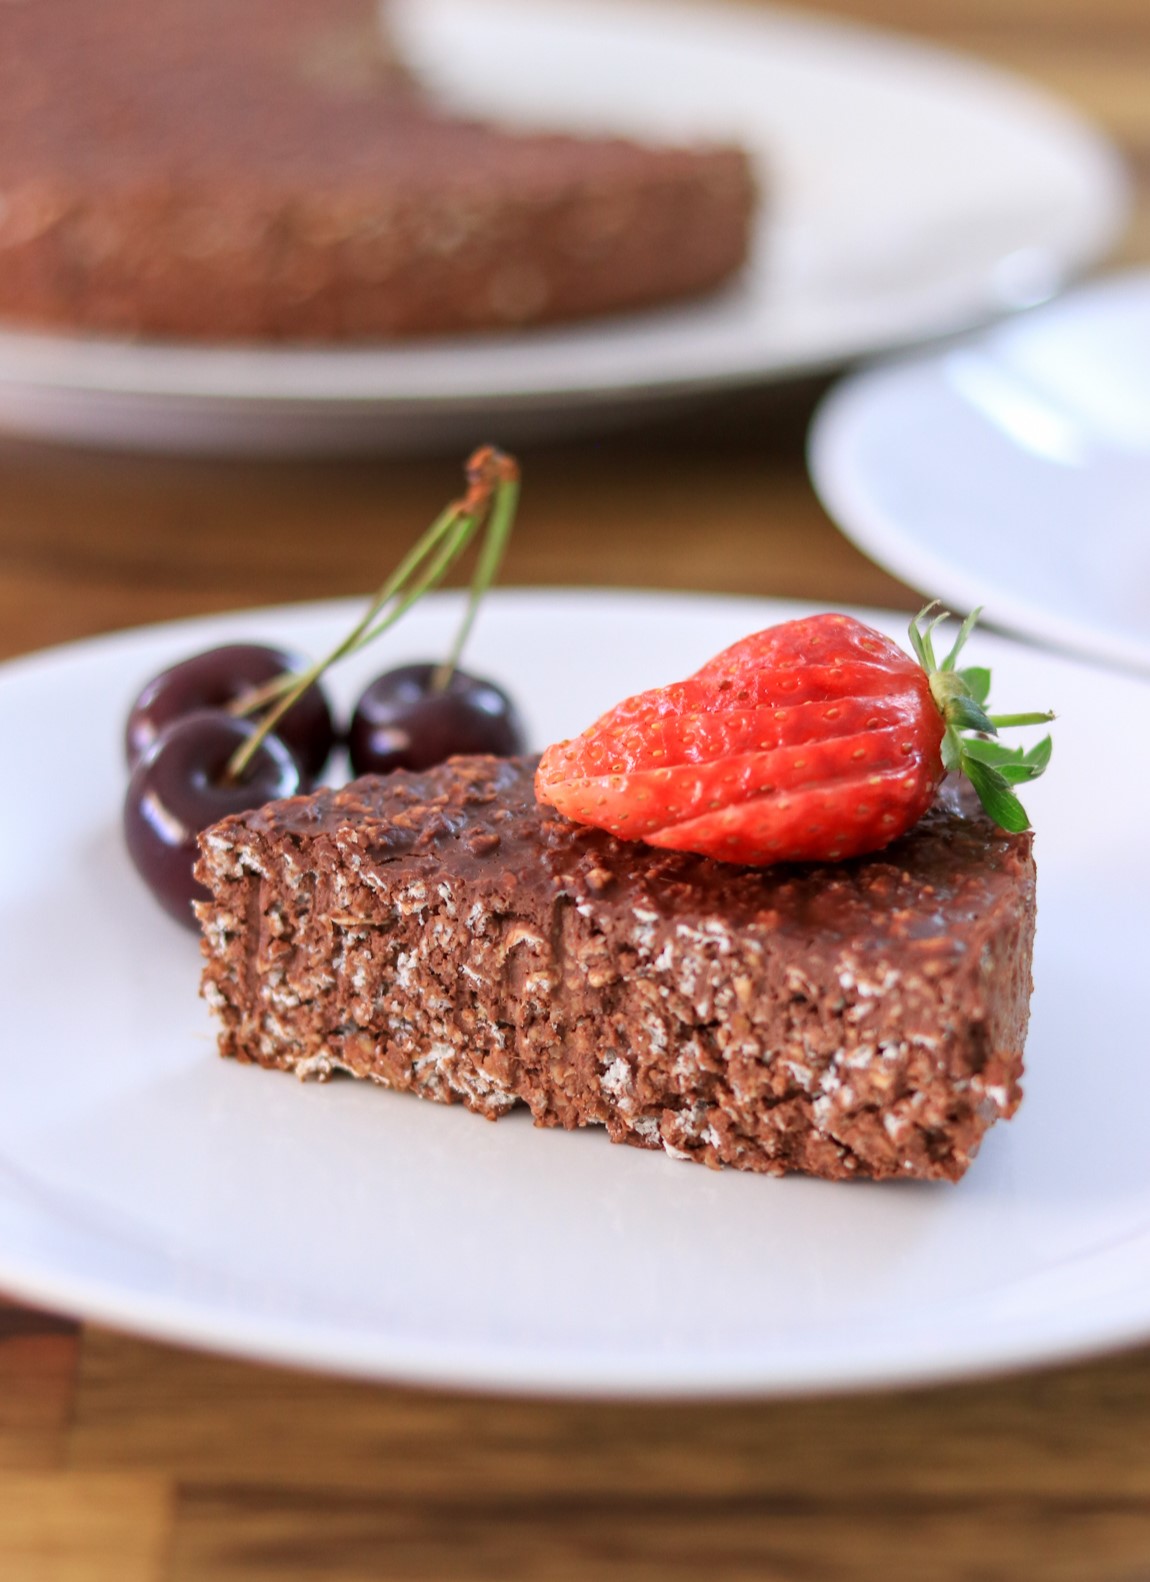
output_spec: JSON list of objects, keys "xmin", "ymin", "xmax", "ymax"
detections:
[{"xmin": 250, "ymin": 755, "xmax": 1026, "ymax": 949}]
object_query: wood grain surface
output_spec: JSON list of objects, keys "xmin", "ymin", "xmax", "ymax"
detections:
[{"xmin": 2, "ymin": 1, "xmax": 1149, "ymax": 1577}]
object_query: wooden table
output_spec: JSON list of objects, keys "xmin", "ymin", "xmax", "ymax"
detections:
[{"xmin": 3, "ymin": 2, "xmax": 1149, "ymax": 1577}]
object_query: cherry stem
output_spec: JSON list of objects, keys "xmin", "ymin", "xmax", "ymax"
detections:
[
  {"xmin": 224, "ymin": 447, "xmax": 520, "ymax": 784},
  {"xmin": 433, "ymin": 465, "xmax": 519, "ymax": 692},
  {"xmin": 227, "ymin": 673, "xmax": 294, "ymax": 719}
]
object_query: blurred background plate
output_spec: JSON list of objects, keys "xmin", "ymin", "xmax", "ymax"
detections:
[
  {"xmin": 808, "ymin": 270, "xmax": 1150, "ymax": 677},
  {"xmin": 0, "ymin": 0, "xmax": 1129, "ymax": 454}
]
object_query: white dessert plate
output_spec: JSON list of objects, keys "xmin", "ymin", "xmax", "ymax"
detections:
[
  {"xmin": 0, "ymin": 0, "xmax": 1128, "ymax": 452},
  {"xmin": 809, "ymin": 270, "xmax": 1150, "ymax": 678},
  {"xmin": 1, "ymin": 589, "xmax": 1149, "ymax": 1397}
]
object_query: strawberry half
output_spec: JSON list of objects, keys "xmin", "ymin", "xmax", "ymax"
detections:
[{"xmin": 535, "ymin": 606, "xmax": 1053, "ymax": 866}]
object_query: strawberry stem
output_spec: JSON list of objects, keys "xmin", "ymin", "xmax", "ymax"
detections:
[
  {"xmin": 988, "ymin": 710, "xmax": 1056, "ymax": 729},
  {"xmin": 225, "ymin": 447, "xmax": 520, "ymax": 783},
  {"xmin": 909, "ymin": 603, "xmax": 1054, "ymax": 832}
]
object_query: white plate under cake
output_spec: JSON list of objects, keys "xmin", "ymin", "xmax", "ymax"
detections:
[{"xmin": 0, "ymin": 591, "xmax": 1148, "ymax": 1395}]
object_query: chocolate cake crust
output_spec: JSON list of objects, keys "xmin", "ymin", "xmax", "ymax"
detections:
[{"xmin": 196, "ymin": 756, "xmax": 1036, "ymax": 1182}]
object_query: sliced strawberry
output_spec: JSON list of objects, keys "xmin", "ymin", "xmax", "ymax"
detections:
[
  {"xmin": 543, "ymin": 689, "xmax": 923, "ymax": 780},
  {"xmin": 646, "ymin": 765, "xmax": 934, "ymax": 864},
  {"xmin": 695, "ymin": 612, "xmax": 913, "ymax": 685},
  {"xmin": 535, "ymin": 608, "xmax": 1053, "ymax": 866}
]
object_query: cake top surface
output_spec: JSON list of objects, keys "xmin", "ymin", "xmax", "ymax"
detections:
[{"xmin": 215, "ymin": 754, "xmax": 1033, "ymax": 954}]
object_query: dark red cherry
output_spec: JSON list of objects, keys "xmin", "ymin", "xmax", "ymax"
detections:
[
  {"xmin": 348, "ymin": 663, "xmax": 525, "ymax": 776},
  {"xmin": 124, "ymin": 710, "xmax": 304, "ymax": 930},
  {"xmin": 125, "ymin": 643, "xmax": 335, "ymax": 780}
]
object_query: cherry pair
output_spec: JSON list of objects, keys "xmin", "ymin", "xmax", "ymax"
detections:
[{"xmin": 124, "ymin": 642, "xmax": 523, "ymax": 926}]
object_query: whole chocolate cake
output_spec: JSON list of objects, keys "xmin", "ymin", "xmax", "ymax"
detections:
[
  {"xmin": 195, "ymin": 755, "xmax": 1036, "ymax": 1182},
  {"xmin": 0, "ymin": 0, "xmax": 755, "ymax": 340}
]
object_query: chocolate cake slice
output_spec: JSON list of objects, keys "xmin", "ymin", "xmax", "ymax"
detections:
[
  {"xmin": 0, "ymin": 0, "xmax": 755, "ymax": 341},
  {"xmin": 195, "ymin": 755, "xmax": 1036, "ymax": 1182}
]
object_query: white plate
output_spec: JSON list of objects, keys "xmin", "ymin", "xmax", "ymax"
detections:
[
  {"xmin": 0, "ymin": 0, "xmax": 1128, "ymax": 453},
  {"xmin": 2, "ymin": 589, "xmax": 1150, "ymax": 1397},
  {"xmin": 809, "ymin": 271, "xmax": 1150, "ymax": 678}
]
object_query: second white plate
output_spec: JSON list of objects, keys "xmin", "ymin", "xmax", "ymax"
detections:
[
  {"xmin": 810, "ymin": 270, "xmax": 1150, "ymax": 677},
  {"xmin": 2, "ymin": 590, "xmax": 1150, "ymax": 1396},
  {"xmin": 0, "ymin": 0, "xmax": 1128, "ymax": 451}
]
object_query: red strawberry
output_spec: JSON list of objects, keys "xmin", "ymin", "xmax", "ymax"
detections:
[{"xmin": 536, "ymin": 607, "xmax": 1053, "ymax": 865}]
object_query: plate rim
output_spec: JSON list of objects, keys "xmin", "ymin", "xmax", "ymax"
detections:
[{"xmin": 1, "ymin": 1213, "xmax": 1149, "ymax": 1401}]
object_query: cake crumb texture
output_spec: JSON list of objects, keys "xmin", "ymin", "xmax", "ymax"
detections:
[{"xmin": 196, "ymin": 756, "xmax": 1036, "ymax": 1183}]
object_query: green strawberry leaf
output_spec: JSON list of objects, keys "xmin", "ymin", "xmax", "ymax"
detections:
[
  {"xmin": 940, "ymin": 606, "xmax": 982, "ymax": 671},
  {"xmin": 958, "ymin": 665, "xmax": 991, "ymax": 705},
  {"xmin": 940, "ymin": 727, "xmax": 963, "ymax": 775},
  {"xmin": 908, "ymin": 602, "xmax": 941, "ymax": 670},
  {"xmin": 908, "ymin": 604, "xmax": 1053, "ymax": 834},
  {"xmin": 961, "ymin": 735, "xmax": 1053, "ymax": 782},
  {"xmin": 1024, "ymin": 735, "xmax": 1053, "ymax": 773},
  {"xmin": 961, "ymin": 755, "xmax": 1033, "ymax": 832},
  {"xmin": 944, "ymin": 694, "xmax": 998, "ymax": 735}
]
